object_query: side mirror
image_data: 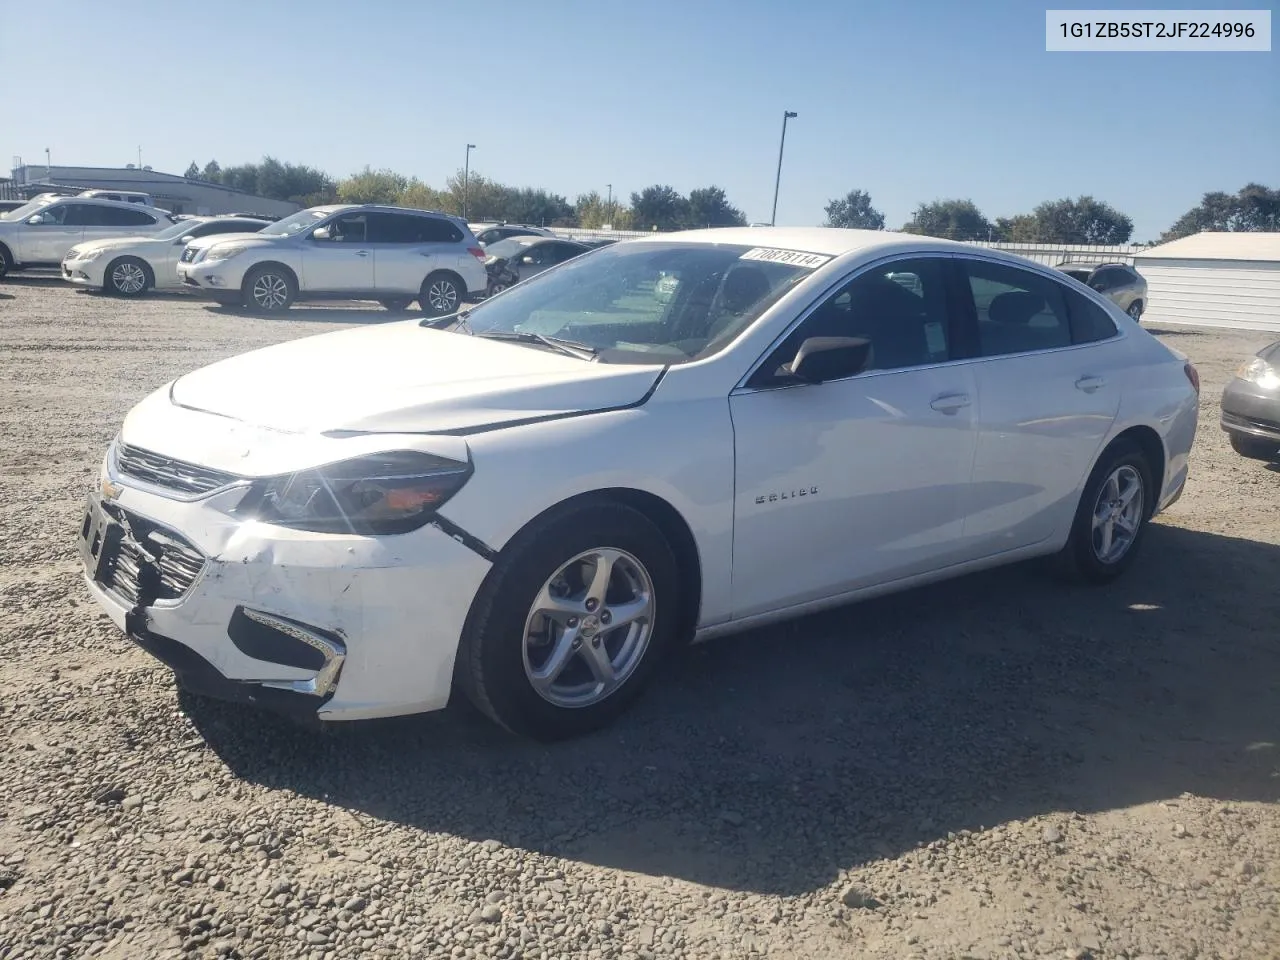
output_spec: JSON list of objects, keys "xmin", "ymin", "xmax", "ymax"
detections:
[
  {"xmin": 782, "ymin": 336, "xmax": 872, "ymax": 384},
  {"xmin": 311, "ymin": 226, "xmax": 331, "ymax": 241},
  {"xmin": 521, "ymin": 255, "xmax": 536, "ymax": 265},
  {"xmin": 26, "ymin": 214, "xmax": 45, "ymax": 225},
  {"xmin": 176, "ymin": 235, "xmax": 195, "ymax": 245}
]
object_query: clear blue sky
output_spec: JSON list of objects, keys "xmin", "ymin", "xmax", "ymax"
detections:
[{"xmin": 1, "ymin": 0, "xmax": 1275, "ymax": 240}]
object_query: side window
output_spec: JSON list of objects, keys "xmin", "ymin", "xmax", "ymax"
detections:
[
  {"xmin": 962, "ymin": 259, "xmax": 1071, "ymax": 356},
  {"xmin": 63, "ymin": 204, "xmax": 102, "ymax": 226},
  {"xmin": 767, "ymin": 257, "xmax": 953, "ymax": 376},
  {"xmin": 1063, "ymin": 287, "xmax": 1119, "ymax": 344},
  {"xmin": 418, "ymin": 216, "xmax": 464, "ymax": 243},
  {"xmin": 550, "ymin": 243, "xmax": 584, "ymax": 264},
  {"xmin": 33, "ymin": 204, "xmax": 70, "ymax": 225},
  {"xmin": 326, "ymin": 214, "xmax": 367, "ymax": 243},
  {"xmin": 116, "ymin": 207, "xmax": 159, "ymax": 227}
]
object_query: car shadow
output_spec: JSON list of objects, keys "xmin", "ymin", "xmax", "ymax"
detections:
[
  {"xmin": 0, "ymin": 273, "xmax": 66, "ymax": 287},
  {"xmin": 180, "ymin": 523, "xmax": 1280, "ymax": 896},
  {"xmin": 200, "ymin": 304, "xmax": 407, "ymax": 325}
]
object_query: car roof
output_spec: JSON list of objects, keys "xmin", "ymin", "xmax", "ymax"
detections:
[
  {"xmin": 342, "ymin": 204, "xmax": 465, "ymax": 220},
  {"xmin": 44, "ymin": 195, "xmax": 168, "ymax": 211},
  {"xmin": 1057, "ymin": 261, "xmax": 1130, "ymax": 270},
  {"xmin": 628, "ymin": 226, "xmax": 975, "ymax": 258}
]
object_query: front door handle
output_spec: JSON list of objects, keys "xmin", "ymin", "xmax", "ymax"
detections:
[
  {"xmin": 1075, "ymin": 375, "xmax": 1106, "ymax": 393},
  {"xmin": 930, "ymin": 393, "xmax": 971, "ymax": 414},
  {"xmin": 355, "ymin": 250, "xmax": 370, "ymax": 257}
]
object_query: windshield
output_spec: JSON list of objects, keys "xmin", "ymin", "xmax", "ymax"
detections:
[
  {"xmin": 0, "ymin": 197, "xmax": 56, "ymax": 221},
  {"xmin": 154, "ymin": 219, "xmax": 210, "ymax": 240},
  {"xmin": 259, "ymin": 208, "xmax": 332, "ymax": 237},
  {"xmin": 460, "ymin": 242, "xmax": 815, "ymax": 364},
  {"xmin": 484, "ymin": 237, "xmax": 538, "ymax": 260}
]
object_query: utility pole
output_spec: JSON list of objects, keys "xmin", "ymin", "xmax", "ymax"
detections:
[
  {"xmin": 606, "ymin": 183, "xmax": 612, "ymax": 225},
  {"xmin": 463, "ymin": 143, "xmax": 476, "ymax": 220},
  {"xmin": 137, "ymin": 145, "xmax": 142, "ymax": 170},
  {"xmin": 770, "ymin": 111, "xmax": 798, "ymax": 227}
]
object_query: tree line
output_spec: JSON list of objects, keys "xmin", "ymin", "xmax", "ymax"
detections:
[
  {"xmin": 181, "ymin": 158, "xmax": 1275, "ymax": 243},
  {"xmin": 182, "ymin": 158, "xmax": 746, "ymax": 231},
  {"xmin": 824, "ymin": 184, "xmax": 1279, "ymax": 245}
]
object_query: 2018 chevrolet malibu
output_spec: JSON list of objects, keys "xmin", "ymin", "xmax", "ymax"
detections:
[{"xmin": 79, "ymin": 228, "xmax": 1199, "ymax": 740}]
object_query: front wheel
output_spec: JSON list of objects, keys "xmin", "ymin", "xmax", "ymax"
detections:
[
  {"xmin": 105, "ymin": 257, "xmax": 151, "ymax": 296},
  {"xmin": 1056, "ymin": 441, "xmax": 1153, "ymax": 583},
  {"xmin": 0, "ymin": 244, "xmax": 11, "ymax": 279},
  {"xmin": 456, "ymin": 500, "xmax": 680, "ymax": 740},
  {"xmin": 1229, "ymin": 433, "xmax": 1280, "ymax": 461},
  {"xmin": 419, "ymin": 272, "xmax": 463, "ymax": 317},
  {"xmin": 379, "ymin": 298, "xmax": 413, "ymax": 311},
  {"xmin": 242, "ymin": 265, "xmax": 296, "ymax": 313},
  {"xmin": 1126, "ymin": 301, "xmax": 1143, "ymax": 321}
]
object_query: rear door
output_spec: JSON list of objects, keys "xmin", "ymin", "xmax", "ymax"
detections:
[
  {"xmin": 365, "ymin": 212, "xmax": 458, "ymax": 296},
  {"xmin": 956, "ymin": 256, "xmax": 1124, "ymax": 555}
]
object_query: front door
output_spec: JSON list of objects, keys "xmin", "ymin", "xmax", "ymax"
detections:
[
  {"xmin": 22, "ymin": 202, "xmax": 84, "ymax": 262},
  {"xmin": 301, "ymin": 213, "xmax": 375, "ymax": 292},
  {"xmin": 728, "ymin": 256, "xmax": 979, "ymax": 618},
  {"xmin": 956, "ymin": 256, "xmax": 1122, "ymax": 554}
]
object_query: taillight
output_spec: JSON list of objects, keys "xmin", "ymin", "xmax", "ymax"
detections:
[
  {"xmin": 1184, "ymin": 361, "xmax": 1200, "ymax": 394},
  {"xmin": 467, "ymin": 247, "xmax": 485, "ymax": 260}
]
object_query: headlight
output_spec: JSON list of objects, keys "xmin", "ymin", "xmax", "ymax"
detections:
[
  {"xmin": 235, "ymin": 451, "xmax": 472, "ymax": 535},
  {"xmin": 204, "ymin": 244, "xmax": 247, "ymax": 261},
  {"xmin": 67, "ymin": 247, "xmax": 103, "ymax": 262},
  {"xmin": 1237, "ymin": 357, "xmax": 1280, "ymax": 390}
]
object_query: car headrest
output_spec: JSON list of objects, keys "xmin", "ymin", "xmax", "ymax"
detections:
[
  {"xmin": 720, "ymin": 267, "xmax": 772, "ymax": 314},
  {"xmin": 988, "ymin": 291, "xmax": 1046, "ymax": 325}
]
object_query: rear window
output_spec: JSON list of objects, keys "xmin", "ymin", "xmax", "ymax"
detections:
[{"xmin": 1062, "ymin": 287, "xmax": 1119, "ymax": 343}]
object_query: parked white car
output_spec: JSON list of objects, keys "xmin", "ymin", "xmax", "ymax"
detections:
[
  {"xmin": 80, "ymin": 227, "xmax": 1199, "ymax": 739},
  {"xmin": 0, "ymin": 196, "xmax": 171, "ymax": 277},
  {"xmin": 78, "ymin": 189, "xmax": 156, "ymax": 206},
  {"xmin": 177, "ymin": 204, "xmax": 488, "ymax": 315},
  {"xmin": 62, "ymin": 216, "xmax": 271, "ymax": 296}
]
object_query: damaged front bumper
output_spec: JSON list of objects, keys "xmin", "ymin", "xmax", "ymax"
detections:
[{"xmin": 78, "ymin": 447, "xmax": 494, "ymax": 723}]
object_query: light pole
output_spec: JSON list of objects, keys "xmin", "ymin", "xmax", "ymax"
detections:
[
  {"xmin": 463, "ymin": 143, "xmax": 476, "ymax": 220},
  {"xmin": 770, "ymin": 110, "xmax": 797, "ymax": 227},
  {"xmin": 606, "ymin": 183, "xmax": 612, "ymax": 225}
]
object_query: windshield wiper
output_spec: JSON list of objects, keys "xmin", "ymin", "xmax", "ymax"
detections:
[
  {"xmin": 419, "ymin": 309, "xmax": 472, "ymax": 332},
  {"xmin": 476, "ymin": 330, "xmax": 599, "ymax": 361}
]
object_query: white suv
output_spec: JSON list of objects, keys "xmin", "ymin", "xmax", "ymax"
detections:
[
  {"xmin": 178, "ymin": 204, "xmax": 488, "ymax": 315},
  {"xmin": 0, "ymin": 195, "xmax": 171, "ymax": 277}
]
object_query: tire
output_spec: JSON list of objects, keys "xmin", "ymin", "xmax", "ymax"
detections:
[
  {"xmin": 0, "ymin": 243, "xmax": 11, "ymax": 280},
  {"xmin": 485, "ymin": 281, "xmax": 509, "ymax": 298},
  {"xmin": 378, "ymin": 298, "xmax": 413, "ymax": 311},
  {"xmin": 1229, "ymin": 433, "xmax": 1280, "ymax": 461},
  {"xmin": 419, "ymin": 271, "xmax": 464, "ymax": 317},
  {"xmin": 242, "ymin": 265, "xmax": 296, "ymax": 313},
  {"xmin": 1056, "ymin": 440, "xmax": 1154, "ymax": 584},
  {"xmin": 1126, "ymin": 301, "xmax": 1143, "ymax": 321},
  {"xmin": 457, "ymin": 500, "xmax": 680, "ymax": 740},
  {"xmin": 105, "ymin": 256, "xmax": 152, "ymax": 297}
]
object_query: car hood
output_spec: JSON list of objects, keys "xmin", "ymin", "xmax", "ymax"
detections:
[
  {"xmin": 71, "ymin": 235, "xmax": 160, "ymax": 254},
  {"xmin": 167, "ymin": 320, "xmax": 663, "ymax": 434},
  {"xmin": 184, "ymin": 231, "xmax": 280, "ymax": 251}
]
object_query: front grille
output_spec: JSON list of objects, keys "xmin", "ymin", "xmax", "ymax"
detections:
[
  {"xmin": 99, "ymin": 508, "xmax": 207, "ymax": 603},
  {"xmin": 116, "ymin": 444, "xmax": 239, "ymax": 496},
  {"xmin": 180, "ymin": 247, "xmax": 199, "ymax": 263}
]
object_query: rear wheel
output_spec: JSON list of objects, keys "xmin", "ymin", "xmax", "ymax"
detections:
[
  {"xmin": 419, "ymin": 272, "xmax": 463, "ymax": 317},
  {"xmin": 1229, "ymin": 433, "xmax": 1280, "ymax": 461},
  {"xmin": 456, "ymin": 500, "xmax": 680, "ymax": 740},
  {"xmin": 242, "ymin": 265, "xmax": 296, "ymax": 313},
  {"xmin": 379, "ymin": 298, "xmax": 413, "ymax": 311},
  {"xmin": 105, "ymin": 257, "xmax": 152, "ymax": 296},
  {"xmin": 0, "ymin": 244, "xmax": 11, "ymax": 279},
  {"xmin": 1126, "ymin": 301, "xmax": 1143, "ymax": 321},
  {"xmin": 1056, "ymin": 440, "xmax": 1153, "ymax": 583}
]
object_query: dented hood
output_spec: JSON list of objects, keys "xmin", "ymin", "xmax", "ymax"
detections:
[{"xmin": 168, "ymin": 320, "xmax": 663, "ymax": 434}]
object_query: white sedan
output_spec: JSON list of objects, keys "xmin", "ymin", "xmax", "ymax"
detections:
[
  {"xmin": 62, "ymin": 216, "xmax": 271, "ymax": 296},
  {"xmin": 79, "ymin": 228, "xmax": 1199, "ymax": 739}
]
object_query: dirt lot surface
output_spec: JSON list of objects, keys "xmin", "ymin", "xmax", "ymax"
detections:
[{"xmin": 1, "ymin": 278, "xmax": 1277, "ymax": 960}]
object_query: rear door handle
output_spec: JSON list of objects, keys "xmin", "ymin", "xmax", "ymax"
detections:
[
  {"xmin": 1075, "ymin": 375, "xmax": 1106, "ymax": 393},
  {"xmin": 355, "ymin": 250, "xmax": 370, "ymax": 257},
  {"xmin": 930, "ymin": 393, "xmax": 972, "ymax": 414}
]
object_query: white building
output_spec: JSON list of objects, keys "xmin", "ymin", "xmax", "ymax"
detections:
[
  {"xmin": 1134, "ymin": 232, "xmax": 1280, "ymax": 332},
  {"xmin": 8, "ymin": 165, "xmax": 301, "ymax": 219}
]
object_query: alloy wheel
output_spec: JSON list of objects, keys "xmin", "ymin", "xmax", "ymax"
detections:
[
  {"xmin": 427, "ymin": 279, "xmax": 459, "ymax": 313},
  {"xmin": 252, "ymin": 273, "xmax": 289, "ymax": 310},
  {"xmin": 522, "ymin": 547, "xmax": 655, "ymax": 708},
  {"xmin": 111, "ymin": 262, "xmax": 147, "ymax": 295},
  {"xmin": 1091, "ymin": 464, "xmax": 1143, "ymax": 564}
]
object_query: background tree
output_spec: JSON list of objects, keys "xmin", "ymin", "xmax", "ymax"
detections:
[
  {"xmin": 630, "ymin": 185, "xmax": 688, "ymax": 232},
  {"xmin": 1029, "ymin": 196, "xmax": 1133, "ymax": 244},
  {"xmin": 822, "ymin": 189, "xmax": 885, "ymax": 230},
  {"xmin": 337, "ymin": 167, "xmax": 408, "ymax": 205},
  {"xmin": 1161, "ymin": 183, "xmax": 1280, "ymax": 241},
  {"xmin": 685, "ymin": 186, "xmax": 746, "ymax": 228},
  {"xmin": 993, "ymin": 213, "xmax": 1039, "ymax": 242},
  {"xmin": 183, "ymin": 162, "xmax": 200, "ymax": 180},
  {"xmin": 196, "ymin": 157, "xmax": 334, "ymax": 203},
  {"xmin": 575, "ymin": 191, "xmax": 634, "ymax": 230},
  {"xmin": 199, "ymin": 160, "xmax": 221, "ymax": 182},
  {"xmin": 901, "ymin": 199, "xmax": 992, "ymax": 240}
]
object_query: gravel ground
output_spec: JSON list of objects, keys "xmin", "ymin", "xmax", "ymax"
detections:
[{"xmin": 1, "ymin": 278, "xmax": 1278, "ymax": 960}]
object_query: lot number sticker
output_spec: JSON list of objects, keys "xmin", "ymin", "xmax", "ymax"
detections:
[{"xmin": 739, "ymin": 248, "xmax": 832, "ymax": 269}]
